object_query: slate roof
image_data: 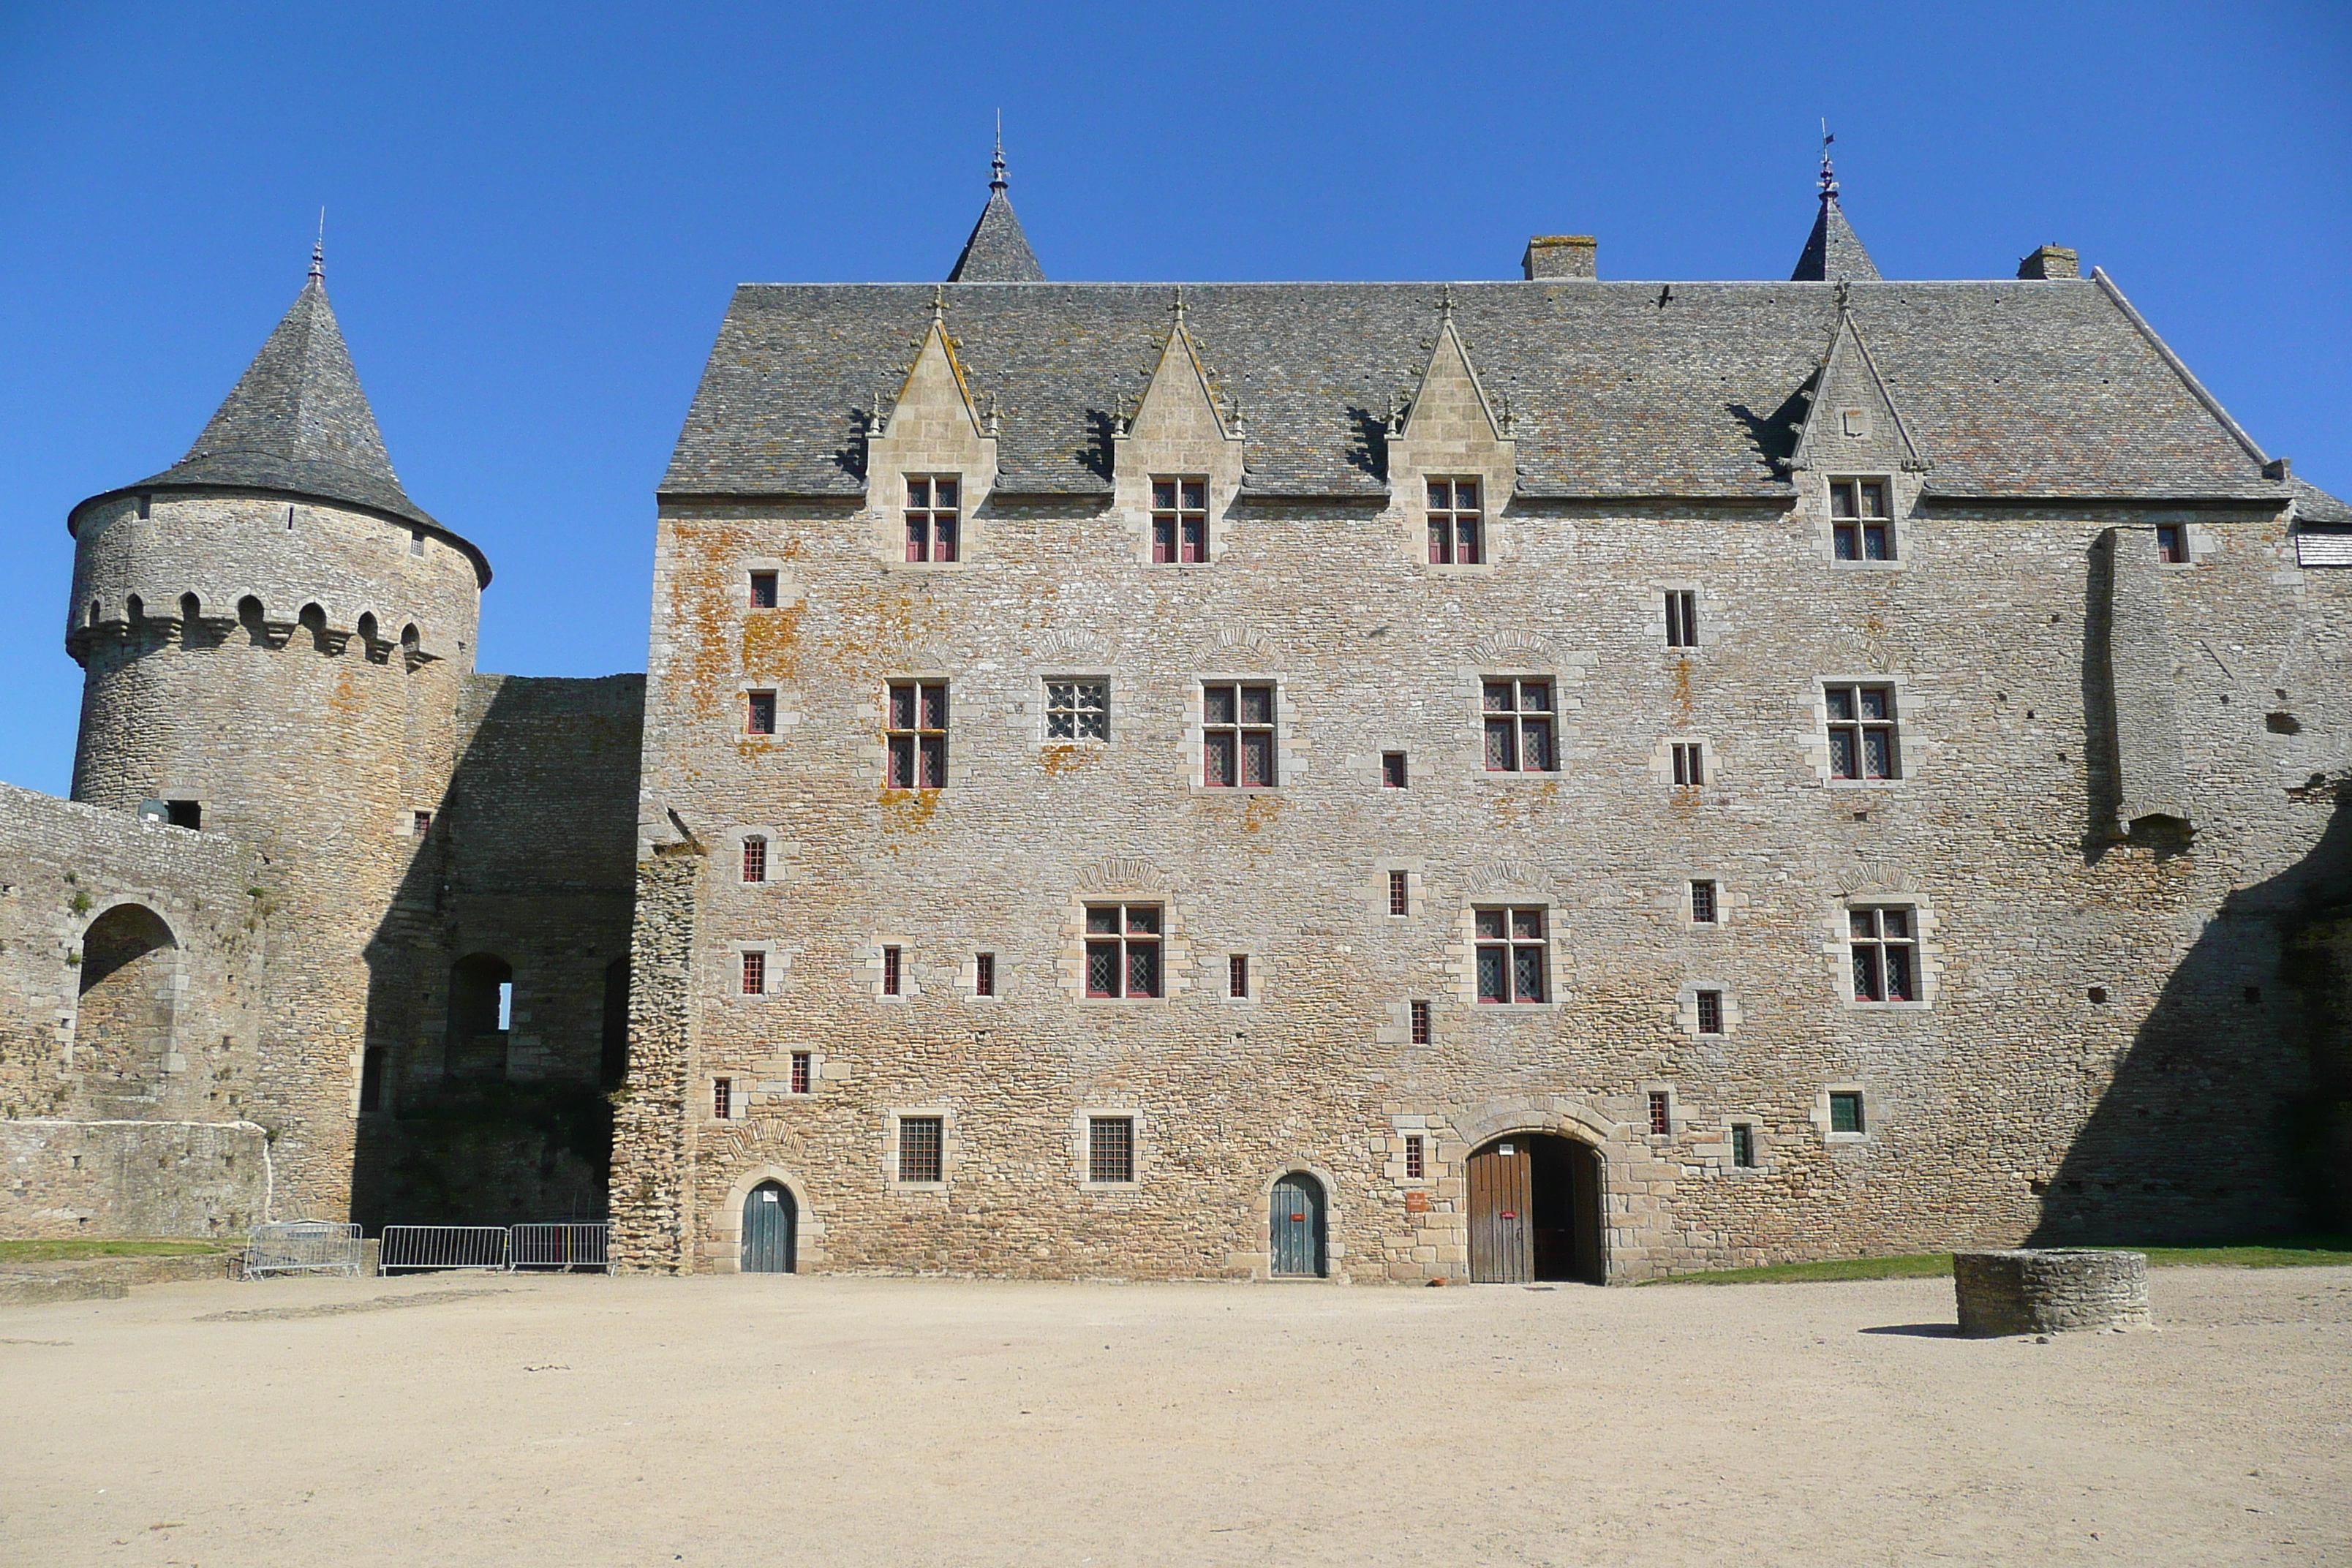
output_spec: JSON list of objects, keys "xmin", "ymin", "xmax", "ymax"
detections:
[
  {"xmin": 1790, "ymin": 193, "xmax": 1881, "ymax": 282},
  {"xmin": 2293, "ymin": 477, "xmax": 2352, "ymax": 527},
  {"xmin": 662, "ymin": 270, "xmax": 2286, "ymax": 505},
  {"xmin": 949, "ymin": 188, "xmax": 1045, "ymax": 284},
  {"xmin": 71, "ymin": 274, "xmax": 472, "ymax": 561}
]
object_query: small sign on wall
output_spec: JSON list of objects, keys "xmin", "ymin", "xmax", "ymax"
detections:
[{"xmin": 1404, "ymin": 1191, "xmax": 1431, "ymax": 1214}]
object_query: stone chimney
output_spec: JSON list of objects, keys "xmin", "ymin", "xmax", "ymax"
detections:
[
  {"xmin": 1523, "ymin": 235, "xmax": 1597, "ymax": 281},
  {"xmin": 2017, "ymin": 244, "xmax": 2080, "ymax": 281}
]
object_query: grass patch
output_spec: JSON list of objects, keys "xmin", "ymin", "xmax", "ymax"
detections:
[
  {"xmin": 0, "ymin": 1238, "xmax": 227, "ymax": 1263},
  {"xmin": 1651, "ymin": 1237, "xmax": 2352, "ymax": 1286}
]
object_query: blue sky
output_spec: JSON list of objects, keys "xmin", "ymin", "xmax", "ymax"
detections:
[{"xmin": 1, "ymin": 1, "xmax": 2344, "ymax": 795}]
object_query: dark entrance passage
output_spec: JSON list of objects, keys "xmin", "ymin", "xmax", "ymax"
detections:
[
  {"xmin": 1468, "ymin": 1134, "xmax": 1602, "ymax": 1284},
  {"xmin": 742, "ymin": 1181, "xmax": 797, "ymax": 1273},
  {"xmin": 1269, "ymin": 1172, "xmax": 1327, "ymax": 1278}
]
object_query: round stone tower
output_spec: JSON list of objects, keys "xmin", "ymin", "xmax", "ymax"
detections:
[{"xmin": 63, "ymin": 252, "xmax": 489, "ymax": 1217}]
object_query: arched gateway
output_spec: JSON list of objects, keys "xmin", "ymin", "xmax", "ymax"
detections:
[{"xmin": 1466, "ymin": 1134, "xmax": 1604, "ymax": 1284}]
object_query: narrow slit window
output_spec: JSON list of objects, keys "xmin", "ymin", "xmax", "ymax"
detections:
[
  {"xmin": 974, "ymin": 953, "xmax": 995, "ymax": 998},
  {"xmin": 1672, "ymin": 742, "xmax": 1705, "ymax": 787},
  {"xmin": 1474, "ymin": 906, "xmax": 1548, "ymax": 1003},
  {"xmin": 1202, "ymin": 682, "xmax": 1276, "ymax": 788},
  {"xmin": 1848, "ymin": 907, "xmax": 1918, "ymax": 1002},
  {"xmin": 739, "ymin": 951, "xmax": 765, "ymax": 996},
  {"xmin": 749, "ymin": 570, "xmax": 779, "ymax": 608},
  {"xmin": 1382, "ymin": 751, "xmax": 1408, "ymax": 788},
  {"xmin": 790, "ymin": 1052, "xmax": 812, "ymax": 1095},
  {"xmin": 1151, "ymin": 476, "xmax": 1209, "ymax": 564},
  {"xmin": 1229, "ymin": 954, "xmax": 1249, "ymax": 999},
  {"xmin": 1483, "ymin": 679, "xmax": 1556, "ymax": 772},
  {"xmin": 713, "ymin": 1077, "xmax": 733, "ymax": 1120},
  {"xmin": 1389, "ymin": 870, "xmax": 1410, "ymax": 916},
  {"xmin": 742, "ymin": 835, "xmax": 768, "ymax": 884},
  {"xmin": 1409, "ymin": 999, "xmax": 1432, "ymax": 1044},
  {"xmin": 1085, "ymin": 904, "xmax": 1163, "ymax": 998},
  {"xmin": 1088, "ymin": 1116, "xmax": 1135, "ymax": 1183},
  {"xmin": 1648, "ymin": 1090, "xmax": 1671, "ymax": 1136},
  {"xmin": 1665, "ymin": 589, "xmax": 1699, "ymax": 649},
  {"xmin": 1405, "ymin": 1134, "xmax": 1425, "ymax": 1180},
  {"xmin": 897, "ymin": 1116, "xmax": 944, "ymax": 1183},
  {"xmin": 1696, "ymin": 990, "xmax": 1724, "ymax": 1034},
  {"xmin": 746, "ymin": 690, "xmax": 777, "ymax": 736},
  {"xmin": 1731, "ymin": 1124, "xmax": 1756, "ymax": 1168},
  {"xmin": 886, "ymin": 682, "xmax": 949, "ymax": 788},
  {"xmin": 358, "ymin": 1047, "xmax": 388, "ymax": 1114},
  {"xmin": 881, "ymin": 946, "xmax": 902, "ymax": 996},
  {"xmin": 1428, "ymin": 478, "xmax": 1482, "ymax": 565},
  {"xmin": 905, "ymin": 475, "xmax": 960, "ymax": 562},
  {"xmin": 1825, "ymin": 684, "xmax": 1900, "ymax": 780},
  {"xmin": 1830, "ymin": 479, "xmax": 1893, "ymax": 561},
  {"xmin": 1690, "ymin": 879, "xmax": 1718, "ymax": 924}
]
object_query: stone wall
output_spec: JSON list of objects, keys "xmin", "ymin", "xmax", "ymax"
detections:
[
  {"xmin": 0, "ymin": 1120, "xmax": 268, "ymax": 1239},
  {"xmin": 614, "ymin": 479, "xmax": 2348, "ymax": 1281}
]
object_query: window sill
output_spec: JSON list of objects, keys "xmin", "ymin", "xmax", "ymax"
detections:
[
  {"xmin": 1472, "ymin": 1000, "xmax": 1558, "ymax": 1012},
  {"xmin": 1422, "ymin": 562, "xmax": 1497, "ymax": 577},
  {"xmin": 1827, "ymin": 559, "xmax": 1906, "ymax": 570},
  {"xmin": 1079, "ymin": 1180, "xmax": 1142, "ymax": 1192},
  {"xmin": 1078, "ymin": 996, "xmax": 1168, "ymax": 1006},
  {"xmin": 1824, "ymin": 1132, "xmax": 1870, "ymax": 1146},
  {"xmin": 1843, "ymin": 998, "xmax": 1931, "ymax": 1013},
  {"xmin": 1477, "ymin": 772, "xmax": 1563, "ymax": 783},
  {"xmin": 1192, "ymin": 785, "xmax": 1284, "ymax": 796},
  {"xmin": 1823, "ymin": 776, "xmax": 1908, "ymax": 788},
  {"xmin": 883, "ymin": 559, "xmax": 972, "ymax": 572}
]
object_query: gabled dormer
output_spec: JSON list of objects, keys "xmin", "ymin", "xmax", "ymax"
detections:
[
  {"xmin": 1112, "ymin": 293, "xmax": 1245, "ymax": 565},
  {"xmin": 1790, "ymin": 309, "xmax": 1926, "ymax": 565},
  {"xmin": 864, "ymin": 293, "xmax": 999, "ymax": 567},
  {"xmin": 1387, "ymin": 292, "xmax": 1517, "ymax": 573}
]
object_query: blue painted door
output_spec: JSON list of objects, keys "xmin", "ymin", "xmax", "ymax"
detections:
[
  {"xmin": 1270, "ymin": 1172, "xmax": 1326, "ymax": 1278},
  {"xmin": 742, "ymin": 1181, "xmax": 796, "ymax": 1273}
]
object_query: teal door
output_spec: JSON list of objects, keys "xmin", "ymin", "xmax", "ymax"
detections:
[
  {"xmin": 1270, "ymin": 1172, "xmax": 1326, "ymax": 1278},
  {"xmin": 742, "ymin": 1182, "xmax": 796, "ymax": 1273}
]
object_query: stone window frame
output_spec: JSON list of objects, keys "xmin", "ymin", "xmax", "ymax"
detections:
[
  {"xmin": 1639, "ymin": 1082, "xmax": 1680, "ymax": 1140},
  {"xmin": 1447, "ymin": 897, "xmax": 1564, "ymax": 1012},
  {"xmin": 1039, "ymin": 672, "xmax": 1116, "ymax": 750},
  {"xmin": 1055, "ymin": 878, "xmax": 1197, "ymax": 1006},
  {"xmin": 1683, "ymin": 875, "xmax": 1730, "ymax": 930},
  {"xmin": 1716, "ymin": 1117, "xmax": 1767, "ymax": 1175},
  {"xmin": 1660, "ymin": 582, "xmax": 1707, "ymax": 651},
  {"xmin": 1473, "ymin": 670, "xmax": 1566, "ymax": 780},
  {"xmin": 900, "ymin": 473, "xmax": 965, "ymax": 566},
  {"xmin": 860, "ymin": 670, "xmax": 971, "ymax": 790},
  {"xmin": 1072, "ymin": 1107, "xmax": 1148, "ymax": 1191},
  {"xmin": 1809, "ymin": 471, "xmax": 1916, "ymax": 570},
  {"xmin": 1403, "ymin": 469, "xmax": 1513, "ymax": 578},
  {"xmin": 2151, "ymin": 521, "xmax": 2211, "ymax": 569},
  {"xmin": 957, "ymin": 947, "xmax": 1009, "ymax": 1003},
  {"xmin": 1362, "ymin": 858, "xmax": 1426, "ymax": 924},
  {"xmin": 1814, "ymin": 1082, "xmax": 1874, "ymax": 1146},
  {"xmin": 742, "ymin": 556, "xmax": 796, "ymax": 608},
  {"xmin": 1801, "ymin": 674, "xmax": 1920, "ymax": 788},
  {"xmin": 1828, "ymin": 892, "xmax": 1940, "ymax": 1011},
  {"xmin": 1386, "ymin": 1115, "xmax": 1439, "ymax": 1186},
  {"xmin": 1375, "ymin": 996, "xmax": 1440, "ymax": 1049},
  {"xmin": 1421, "ymin": 475, "xmax": 1490, "ymax": 570},
  {"xmin": 722, "ymin": 942, "xmax": 786, "ymax": 1003},
  {"xmin": 765, "ymin": 1048, "xmax": 824, "ymax": 1100},
  {"xmin": 1674, "ymin": 983, "xmax": 1741, "ymax": 1039},
  {"xmin": 1186, "ymin": 673, "xmax": 1305, "ymax": 795},
  {"xmin": 1649, "ymin": 734, "xmax": 1715, "ymax": 790},
  {"xmin": 1217, "ymin": 946, "xmax": 1264, "ymax": 1006},
  {"xmin": 858, "ymin": 935, "xmax": 919, "ymax": 1003},
  {"xmin": 872, "ymin": 472, "xmax": 990, "ymax": 573},
  {"xmin": 883, "ymin": 1106, "xmax": 957, "ymax": 1192},
  {"xmin": 740, "ymin": 686, "xmax": 780, "ymax": 741},
  {"xmin": 704, "ymin": 1073, "xmax": 747, "ymax": 1124},
  {"xmin": 734, "ymin": 826, "xmax": 791, "ymax": 889}
]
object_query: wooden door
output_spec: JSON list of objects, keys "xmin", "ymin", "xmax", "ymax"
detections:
[
  {"xmin": 1269, "ymin": 1173, "xmax": 1326, "ymax": 1278},
  {"xmin": 742, "ymin": 1182, "xmax": 796, "ymax": 1273},
  {"xmin": 1468, "ymin": 1140, "xmax": 1533, "ymax": 1284}
]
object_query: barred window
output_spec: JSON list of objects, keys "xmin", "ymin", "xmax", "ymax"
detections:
[
  {"xmin": 1227, "ymin": 953, "xmax": 1249, "ymax": 998},
  {"xmin": 1405, "ymin": 1134, "xmax": 1425, "ymax": 1180},
  {"xmin": 1152, "ymin": 476, "xmax": 1209, "ymax": 564},
  {"xmin": 1731, "ymin": 1123, "xmax": 1756, "ymax": 1167},
  {"xmin": 1671, "ymin": 742, "xmax": 1705, "ymax": 787},
  {"xmin": 1850, "ymin": 907, "xmax": 1918, "ymax": 1002},
  {"xmin": 1409, "ymin": 999, "xmax": 1432, "ymax": 1044},
  {"xmin": 975, "ymin": 953, "xmax": 995, "ymax": 997},
  {"xmin": 1665, "ymin": 589, "xmax": 1699, "ymax": 649},
  {"xmin": 905, "ymin": 475, "xmax": 959, "ymax": 562},
  {"xmin": 1088, "ymin": 1116, "xmax": 1135, "ymax": 1183},
  {"xmin": 1648, "ymin": 1091, "xmax": 1671, "ymax": 1135},
  {"xmin": 742, "ymin": 835, "xmax": 767, "ymax": 884},
  {"xmin": 1483, "ymin": 679, "xmax": 1556, "ymax": 772},
  {"xmin": 1830, "ymin": 478, "xmax": 1893, "ymax": 560},
  {"xmin": 887, "ymin": 682, "xmax": 948, "ymax": 788},
  {"xmin": 1389, "ymin": 870, "xmax": 1409, "ymax": 916},
  {"xmin": 1046, "ymin": 680, "xmax": 1109, "ymax": 741},
  {"xmin": 746, "ymin": 690, "xmax": 777, "ymax": 736},
  {"xmin": 713, "ymin": 1077, "xmax": 733, "ymax": 1120},
  {"xmin": 790, "ymin": 1052, "xmax": 811, "ymax": 1095},
  {"xmin": 1691, "ymin": 879, "xmax": 1718, "ymax": 924},
  {"xmin": 897, "ymin": 1115, "xmax": 943, "ymax": 1183},
  {"xmin": 1203, "ymin": 682, "xmax": 1276, "ymax": 788},
  {"xmin": 1696, "ymin": 990, "xmax": 1724, "ymax": 1034},
  {"xmin": 1085, "ymin": 904, "xmax": 1162, "ymax": 998},
  {"xmin": 739, "ymin": 951, "xmax": 765, "ymax": 996},
  {"xmin": 1428, "ymin": 478, "xmax": 1482, "ymax": 565},
  {"xmin": 1825, "ymin": 684, "xmax": 1900, "ymax": 780},
  {"xmin": 881, "ymin": 946, "xmax": 902, "ymax": 996},
  {"xmin": 1474, "ymin": 906, "xmax": 1548, "ymax": 1003}
]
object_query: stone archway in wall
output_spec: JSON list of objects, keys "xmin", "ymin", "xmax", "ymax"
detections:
[
  {"xmin": 1452, "ymin": 1101, "xmax": 1626, "ymax": 1285},
  {"xmin": 76, "ymin": 903, "xmax": 178, "ymax": 1115},
  {"xmin": 708, "ymin": 1166, "xmax": 826, "ymax": 1275}
]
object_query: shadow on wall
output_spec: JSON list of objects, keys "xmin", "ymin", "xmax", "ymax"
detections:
[
  {"xmin": 2034, "ymin": 777, "xmax": 2352, "ymax": 1243},
  {"xmin": 348, "ymin": 674, "xmax": 644, "ymax": 1231}
]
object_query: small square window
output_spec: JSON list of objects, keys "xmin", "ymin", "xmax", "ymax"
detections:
[
  {"xmin": 1829, "ymin": 1091, "xmax": 1865, "ymax": 1134},
  {"xmin": 1648, "ymin": 1090, "xmax": 1671, "ymax": 1136},
  {"xmin": 1830, "ymin": 479, "xmax": 1894, "ymax": 561},
  {"xmin": 886, "ymin": 682, "xmax": 948, "ymax": 788},
  {"xmin": 1696, "ymin": 990, "xmax": 1723, "ymax": 1034},
  {"xmin": 1483, "ymin": 679, "xmax": 1556, "ymax": 773},
  {"xmin": 746, "ymin": 691, "xmax": 777, "ymax": 736},
  {"xmin": 1409, "ymin": 999, "xmax": 1432, "ymax": 1044},
  {"xmin": 790, "ymin": 1052, "xmax": 811, "ymax": 1095},
  {"xmin": 1203, "ymin": 682, "xmax": 1277, "ymax": 788},
  {"xmin": 749, "ymin": 571, "xmax": 779, "ymax": 608},
  {"xmin": 1382, "ymin": 751, "xmax": 1408, "ymax": 788},
  {"xmin": 1405, "ymin": 1134, "xmax": 1425, "ymax": 1180},
  {"xmin": 1671, "ymin": 742, "xmax": 1705, "ymax": 787},
  {"xmin": 1389, "ymin": 870, "xmax": 1409, "ymax": 916},
  {"xmin": 2155, "ymin": 525, "xmax": 2187, "ymax": 565},
  {"xmin": 1690, "ymin": 879, "xmax": 1718, "ymax": 924},
  {"xmin": 1088, "ymin": 1116, "xmax": 1135, "ymax": 1183},
  {"xmin": 1428, "ymin": 478, "xmax": 1482, "ymax": 565},
  {"xmin": 975, "ymin": 953, "xmax": 995, "ymax": 997},
  {"xmin": 1731, "ymin": 1123, "xmax": 1756, "ymax": 1168},
  {"xmin": 882, "ymin": 946, "xmax": 902, "ymax": 996},
  {"xmin": 1665, "ymin": 589, "xmax": 1699, "ymax": 649},
  {"xmin": 1046, "ymin": 680, "xmax": 1109, "ymax": 741},
  {"xmin": 1152, "ymin": 476, "xmax": 1210, "ymax": 564},
  {"xmin": 1229, "ymin": 954, "xmax": 1249, "ymax": 998},
  {"xmin": 713, "ymin": 1077, "xmax": 734, "ymax": 1120},
  {"xmin": 409, "ymin": 529, "xmax": 426, "ymax": 557},
  {"xmin": 898, "ymin": 1115, "xmax": 944, "ymax": 1183},
  {"xmin": 166, "ymin": 800, "xmax": 202, "ymax": 830},
  {"xmin": 741, "ymin": 835, "xmax": 768, "ymax": 884},
  {"xmin": 739, "ymin": 952, "xmax": 766, "ymax": 996}
]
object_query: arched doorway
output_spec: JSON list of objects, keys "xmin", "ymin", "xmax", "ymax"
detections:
[
  {"xmin": 78, "ymin": 904, "xmax": 176, "ymax": 1109},
  {"xmin": 1269, "ymin": 1172, "xmax": 1327, "ymax": 1278},
  {"xmin": 742, "ymin": 1181, "xmax": 797, "ymax": 1273},
  {"xmin": 1467, "ymin": 1133, "xmax": 1603, "ymax": 1284}
]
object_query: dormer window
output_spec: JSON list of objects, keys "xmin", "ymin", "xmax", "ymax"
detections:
[
  {"xmin": 1428, "ymin": 479, "xmax": 1482, "ymax": 565},
  {"xmin": 1152, "ymin": 478, "xmax": 1208, "ymax": 564},
  {"xmin": 1830, "ymin": 479, "xmax": 1893, "ymax": 561},
  {"xmin": 905, "ymin": 475, "xmax": 959, "ymax": 562}
]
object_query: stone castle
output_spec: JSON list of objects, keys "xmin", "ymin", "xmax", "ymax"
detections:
[{"xmin": 5, "ymin": 152, "xmax": 2348, "ymax": 1282}]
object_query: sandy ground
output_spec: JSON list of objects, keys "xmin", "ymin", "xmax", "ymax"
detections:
[{"xmin": 0, "ymin": 1267, "xmax": 2345, "ymax": 1567}]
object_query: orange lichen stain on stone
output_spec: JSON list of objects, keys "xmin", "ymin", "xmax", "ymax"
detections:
[
  {"xmin": 741, "ymin": 598, "xmax": 807, "ymax": 686},
  {"xmin": 667, "ymin": 520, "xmax": 764, "ymax": 723},
  {"xmin": 823, "ymin": 581, "xmax": 949, "ymax": 685},
  {"xmin": 878, "ymin": 788, "xmax": 938, "ymax": 836},
  {"xmin": 1039, "ymin": 745, "xmax": 1101, "ymax": 778},
  {"xmin": 1240, "ymin": 794, "xmax": 1284, "ymax": 833},
  {"xmin": 327, "ymin": 663, "xmax": 361, "ymax": 722},
  {"xmin": 1490, "ymin": 779, "xmax": 1559, "ymax": 827},
  {"xmin": 1673, "ymin": 657, "xmax": 1694, "ymax": 719}
]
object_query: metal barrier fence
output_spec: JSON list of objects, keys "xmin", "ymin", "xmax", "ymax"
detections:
[
  {"xmin": 244, "ymin": 1220, "xmax": 364, "ymax": 1278},
  {"xmin": 510, "ymin": 1222, "xmax": 610, "ymax": 1272},
  {"xmin": 380, "ymin": 1224, "xmax": 512, "ymax": 1274}
]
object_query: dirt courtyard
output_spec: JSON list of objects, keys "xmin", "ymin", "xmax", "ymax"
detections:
[{"xmin": 1, "ymin": 1266, "xmax": 2345, "ymax": 1567}]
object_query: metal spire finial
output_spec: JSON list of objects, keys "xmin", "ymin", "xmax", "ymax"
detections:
[
  {"xmin": 1817, "ymin": 121, "xmax": 1839, "ymax": 202},
  {"xmin": 990, "ymin": 111, "xmax": 1007, "ymax": 192},
  {"xmin": 309, "ymin": 208, "xmax": 325, "ymax": 282}
]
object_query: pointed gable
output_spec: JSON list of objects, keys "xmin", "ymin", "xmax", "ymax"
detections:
[
  {"xmin": 1400, "ymin": 312, "xmax": 1512, "ymax": 456},
  {"xmin": 1790, "ymin": 310, "xmax": 1925, "ymax": 475},
  {"xmin": 1128, "ymin": 317, "xmax": 1234, "ymax": 446},
  {"xmin": 1791, "ymin": 195, "xmax": 1881, "ymax": 283},
  {"xmin": 864, "ymin": 300, "xmax": 1000, "ymax": 551},
  {"xmin": 1109, "ymin": 298, "xmax": 1246, "ymax": 562},
  {"xmin": 119, "ymin": 276, "xmax": 437, "ymax": 528}
]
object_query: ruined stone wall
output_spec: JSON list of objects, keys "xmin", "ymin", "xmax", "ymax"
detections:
[{"xmin": 614, "ymin": 483, "xmax": 2348, "ymax": 1281}]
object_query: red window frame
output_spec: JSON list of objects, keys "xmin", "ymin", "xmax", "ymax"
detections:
[
  {"xmin": 1409, "ymin": 1000, "xmax": 1431, "ymax": 1044},
  {"xmin": 887, "ymin": 682, "xmax": 948, "ymax": 788},
  {"xmin": 713, "ymin": 1077, "xmax": 732, "ymax": 1120},
  {"xmin": 790, "ymin": 1052, "xmax": 811, "ymax": 1095},
  {"xmin": 975, "ymin": 952, "xmax": 995, "ymax": 997},
  {"xmin": 1151, "ymin": 477, "xmax": 1209, "ymax": 564},
  {"xmin": 1825, "ymin": 685, "xmax": 1900, "ymax": 780},
  {"xmin": 1831, "ymin": 478, "xmax": 1893, "ymax": 560},
  {"xmin": 2155, "ymin": 525, "xmax": 2187, "ymax": 565},
  {"xmin": 897, "ymin": 1116, "xmax": 944, "ymax": 1183},
  {"xmin": 739, "ymin": 951, "xmax": 765, "ymax": 996},
  {"xmin": 1382, "ymin": 751, "xmax": 1407, "ymax": 788},
  {"xmin": 1203, "ymin": 682, "xmax": 1276, "ymax": 788},
  {"xmin": 746, "ymin": 690, "xmax": 777, "ymax": 736},
  {"xmin": 1389, "ymin": 870, "xmax": 1409, "ymax": 916},
  {"xmin": 1405, "ymin": 1134, "xmax": 1425, "ymax": 1179},
  {"xmin": 1085, "ymin": 904, "xmax": 1163, "ymax": 998},
  {"xmin": 749, "ymin": 570, "xmax": 779, "ymax": 608},
  {"xmin": 881, "ymin": 946, "xmax": 902, "ymax": 996},
  {"xmin": 742, "ymin": 835, "xmax": 767, "ymax": 884},
  {"xmin": 1483, "ymin": 679, "xmax": 1556, "ymax": 772},
  {"xmin": 1648, "ymin": 1090, "xmax": 1671, "ymax": 1135},
  {"xmin": 1228, "ymin": 953, "xmax": 1248, "ymax": 998},
  {"xmin": 1428, "ymin": 478, "xmax": 1482, "ymax": 565},
  {"xmin": 1474, "ymin": 906, "xmax": 1548, "ymax": 1003},
  {"xmin": 905, "ymin": 475, "xmax": 960, "ymax": 562},
  {"xmin": 1850, "ymin": 907, "xmax": 1918, "ymax": 1002},
  {"xmin": 1088, "ymin": 1116, "xmax": 1136, "ymax": 1183}
]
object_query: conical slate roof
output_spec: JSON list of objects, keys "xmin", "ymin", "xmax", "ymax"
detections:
[
  {"xmin": 948, "ymin": 162, "xmax": 1044, "ymax": 283},
  {"xmin": 97, "ymin": 271, "xmax": 440, "ymax": 529},
  {"xmin": 1791, "ymin": 192, "xmax": 1881, "ymax": 282}
]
